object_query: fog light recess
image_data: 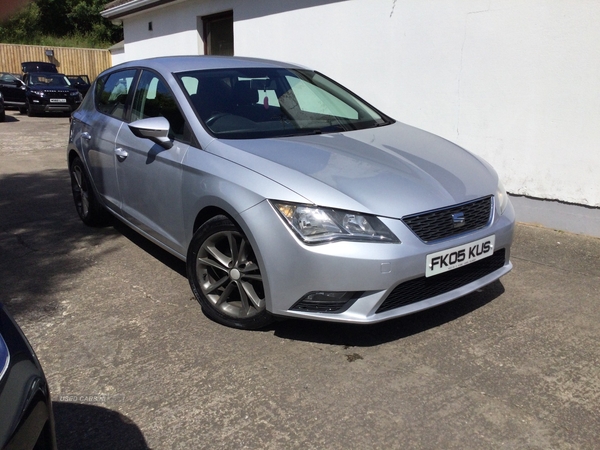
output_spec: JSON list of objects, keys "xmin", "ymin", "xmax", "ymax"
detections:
[{"xmin": 290, "ymin": 291, "xmax": 362, "ymax": 313}]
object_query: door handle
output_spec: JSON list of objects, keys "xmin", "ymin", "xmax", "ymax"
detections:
[
  {"xmin": 115, "ymin": 147, "xmax": 128, "ymax": 159},
  {"xmin": 81, "ymin": 132, "xmax": 91, "ymax": 141}
]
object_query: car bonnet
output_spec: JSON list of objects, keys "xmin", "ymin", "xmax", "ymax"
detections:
[{"xmin": 205, "ymin": 121, "xmax": 498, "ymax": 218}]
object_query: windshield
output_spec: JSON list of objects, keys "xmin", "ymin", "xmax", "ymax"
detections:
[
  {"xmin": 177, "ymin": 68, "xmax": 393, "ymax": 139},
  {"xmin": 28, "ymin": 74, "xmax": 71, "ymax": 87},
  {"xmin": 0, "ymin": 73, "xmax": 21, "ymax": 83}
]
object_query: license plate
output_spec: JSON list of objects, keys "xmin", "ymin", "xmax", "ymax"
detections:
[
  {"xmin": 426, "ymin": 235, "xmax": 495, "ymax": 277},
  {"xmin": 50, "ymin": 98, "xmax": 67, "ymax": 103}
]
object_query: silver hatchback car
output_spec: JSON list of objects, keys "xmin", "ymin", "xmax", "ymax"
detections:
[{"xmin": 67, "ymin": 56, "xmax": 515, "ymax": 329}]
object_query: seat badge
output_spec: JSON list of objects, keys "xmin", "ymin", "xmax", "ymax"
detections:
[{"xmin": 452, "ymin": 212, "xmax": 466, "ymax": 228}]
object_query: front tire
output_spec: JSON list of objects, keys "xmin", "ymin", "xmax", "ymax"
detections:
[
  {"xmin": 69, "ymin": 156, "xmax": 109, "ymax": 226},
  {"xmin": 187, "ymin": 216, "xmax": 273, "ymax": 330},
  {"xmin": 26, "ymin": 102, "xmax": 35, "ymax": 117}
]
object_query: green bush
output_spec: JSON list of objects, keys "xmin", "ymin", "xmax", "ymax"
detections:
[{"xmin": 0, "ymin": 0, "xmax": 122, "ymax": 49}]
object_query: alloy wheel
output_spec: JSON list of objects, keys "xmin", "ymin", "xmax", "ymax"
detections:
[{"xmin": 195, "ymin": 230, "xmax": 265, "ymax": 319}]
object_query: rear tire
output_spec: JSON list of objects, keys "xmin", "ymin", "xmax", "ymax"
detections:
[
  {"xmin": 69, "ymin": 156, "xmax": 109, "ymax": 226},
  {"xmin": 187, "ymin": 216, "xmax": 273, "ymax": 330}
]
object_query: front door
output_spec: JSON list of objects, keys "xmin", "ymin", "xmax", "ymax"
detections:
[
  {"xmin": 0, "ymin": 74, "xmax": 26, "ymax": 104},
  {"xmin": 114, "ymin": 70, "xmax": 190, "ymax": 255}
]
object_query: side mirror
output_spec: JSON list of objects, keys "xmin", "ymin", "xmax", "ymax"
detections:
[{"xmin": 128, "ymin": 116, "xmax": 173, "ymax": 149}]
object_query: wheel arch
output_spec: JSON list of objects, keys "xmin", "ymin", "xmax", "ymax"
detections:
[
  {"xmin": 67, "ymin": 147, "xmax": 81, "ymax": 168},
  {"xmin": 192, "ymin": 206, "xmax": 235, "ymax": 235}
]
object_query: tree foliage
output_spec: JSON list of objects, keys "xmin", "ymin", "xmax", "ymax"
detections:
[{"xmin": 0, "ymin": 0, "xmax": 122, "ymax": 48}]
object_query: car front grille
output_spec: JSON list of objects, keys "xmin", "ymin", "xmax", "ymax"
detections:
[
  {"xmin": 402, "ymin": 196, "xmax": 492, "ymax": 243},
  {"xmin": 375, "ymin": 249, "xmax": 506, "ymax": 314}
]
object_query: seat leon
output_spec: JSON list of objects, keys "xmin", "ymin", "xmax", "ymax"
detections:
[{"xmin": 67, "ymin": 56, "xmax": 515, "ymax": 330}]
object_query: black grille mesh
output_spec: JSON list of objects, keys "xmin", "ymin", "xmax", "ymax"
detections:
[
  {"xmin": 402, "ymin": 196, "xmax": 492, "ymax": 242},
  {"xmin": 291, "ymin": 300, "xmax": 348, "ymax": 313},
  {"xmin": 376, "ymin": 249, "xmax": 506, "ymax": 314}
]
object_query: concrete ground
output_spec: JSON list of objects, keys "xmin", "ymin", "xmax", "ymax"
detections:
[{"xmin": 0, "ymin": 109, "xmax": 599, "ymax": 449}]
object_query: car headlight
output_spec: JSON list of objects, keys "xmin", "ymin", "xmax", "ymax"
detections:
[
  {"xmin": 32, "ymin": 90, "xmax": 45, "ymax": 97},
  {"xmin": 496, "ymin": 180, "xmax": 509, "ymax": 214},
  {"xmin": 271, "ymin": 201, "xmax": 399, "ymax": 244}
]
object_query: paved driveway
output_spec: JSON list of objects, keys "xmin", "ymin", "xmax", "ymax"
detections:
[{"xmin": 1, "ymin": 109, "xmax": 599, "ymax": 449}]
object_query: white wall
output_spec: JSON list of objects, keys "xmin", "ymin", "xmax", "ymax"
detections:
[{"xmin": 117, "ymin": 0, "xmax": 600, "ymax": 208}]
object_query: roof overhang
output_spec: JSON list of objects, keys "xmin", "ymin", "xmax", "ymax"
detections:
[{"xmin": 101, "ymin": 0, "xmax": 179, "ymax": 21}]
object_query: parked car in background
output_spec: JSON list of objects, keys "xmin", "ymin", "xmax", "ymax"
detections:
[
  {"xmin": 0, "ymin": 303, "xmax": 57, "ymax": 449},
  {"xmin": 66, "ymin": 75, "xmax": 91, "ymax": 97},
  {"xmin": 0, "ymin": 72, "xmax": 27, "ymax": 113},
  {"xmin": 67, "ymin": 56, "xmax": 514, "ymax": 330},
  {"xmin": 26, "ymin": 72, "xmax": 82, "ymax": 116},
  {"xmin": 0, "ymin": 91, "xmax": 5, "ymax": 121}
]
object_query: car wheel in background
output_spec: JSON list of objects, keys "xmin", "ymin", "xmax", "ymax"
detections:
[
  {"xmin": 187, "ymin": 216, "xmax": 273, "ymax": 330},
  {"xmin": 69, "ymin": 156, "xmax": 109, "ymax": 226}
]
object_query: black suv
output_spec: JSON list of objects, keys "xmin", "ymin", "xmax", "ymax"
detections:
[{"xmin": 25, "ymin": 72, "xmax": 82, "ymax": 116}]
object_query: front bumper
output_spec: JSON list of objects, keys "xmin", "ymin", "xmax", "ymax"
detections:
[
  {"xmin": 29, "ymin": 98, "xmax": 80, "ymax": 114},
  {"xmin": 241, "ymin": 199, "xmax": 515, "ymax": 324}
]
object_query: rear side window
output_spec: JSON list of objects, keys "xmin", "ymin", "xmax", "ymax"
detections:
[{"xmin": 95, "ymin": 69, "xmax": 136, "ymax": 120}]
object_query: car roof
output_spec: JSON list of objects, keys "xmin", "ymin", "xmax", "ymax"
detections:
[{"xmin": 107, "ymin": 55, "xmax": 308, "ymax": 76}]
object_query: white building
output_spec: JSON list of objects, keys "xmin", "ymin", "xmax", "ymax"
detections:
[{"xmin": 103, "ymin": 0, "xmax": 600, "ymax": 237}]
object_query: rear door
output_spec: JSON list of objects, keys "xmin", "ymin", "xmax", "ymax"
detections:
[{"xmin": 82, "ymin": 69, "xmax": 137, "ymax": 213}]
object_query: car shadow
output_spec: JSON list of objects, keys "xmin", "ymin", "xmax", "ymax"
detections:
[
  {"xmin": 53, "ymin": 402, "xmax": 150, "ymax": 450},
  {"xmin": 1, "ymin": 112, "xmax": 20, "ymax": 122},
  {"xmin": 111, "ymin": 218, "xmax": 187, "ymax": 277},
  {"xmin": 269, "ymin": 280, "xmax": 505, "ymax": 346},
  {"xmin": 0, "ymin": 169, "xmax": 124, "ymax": 320}
]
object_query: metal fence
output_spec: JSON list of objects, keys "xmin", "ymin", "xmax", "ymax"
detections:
[{"xmin": 0, "ymin": 43, "xmax": 111, "ymax": 80}]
